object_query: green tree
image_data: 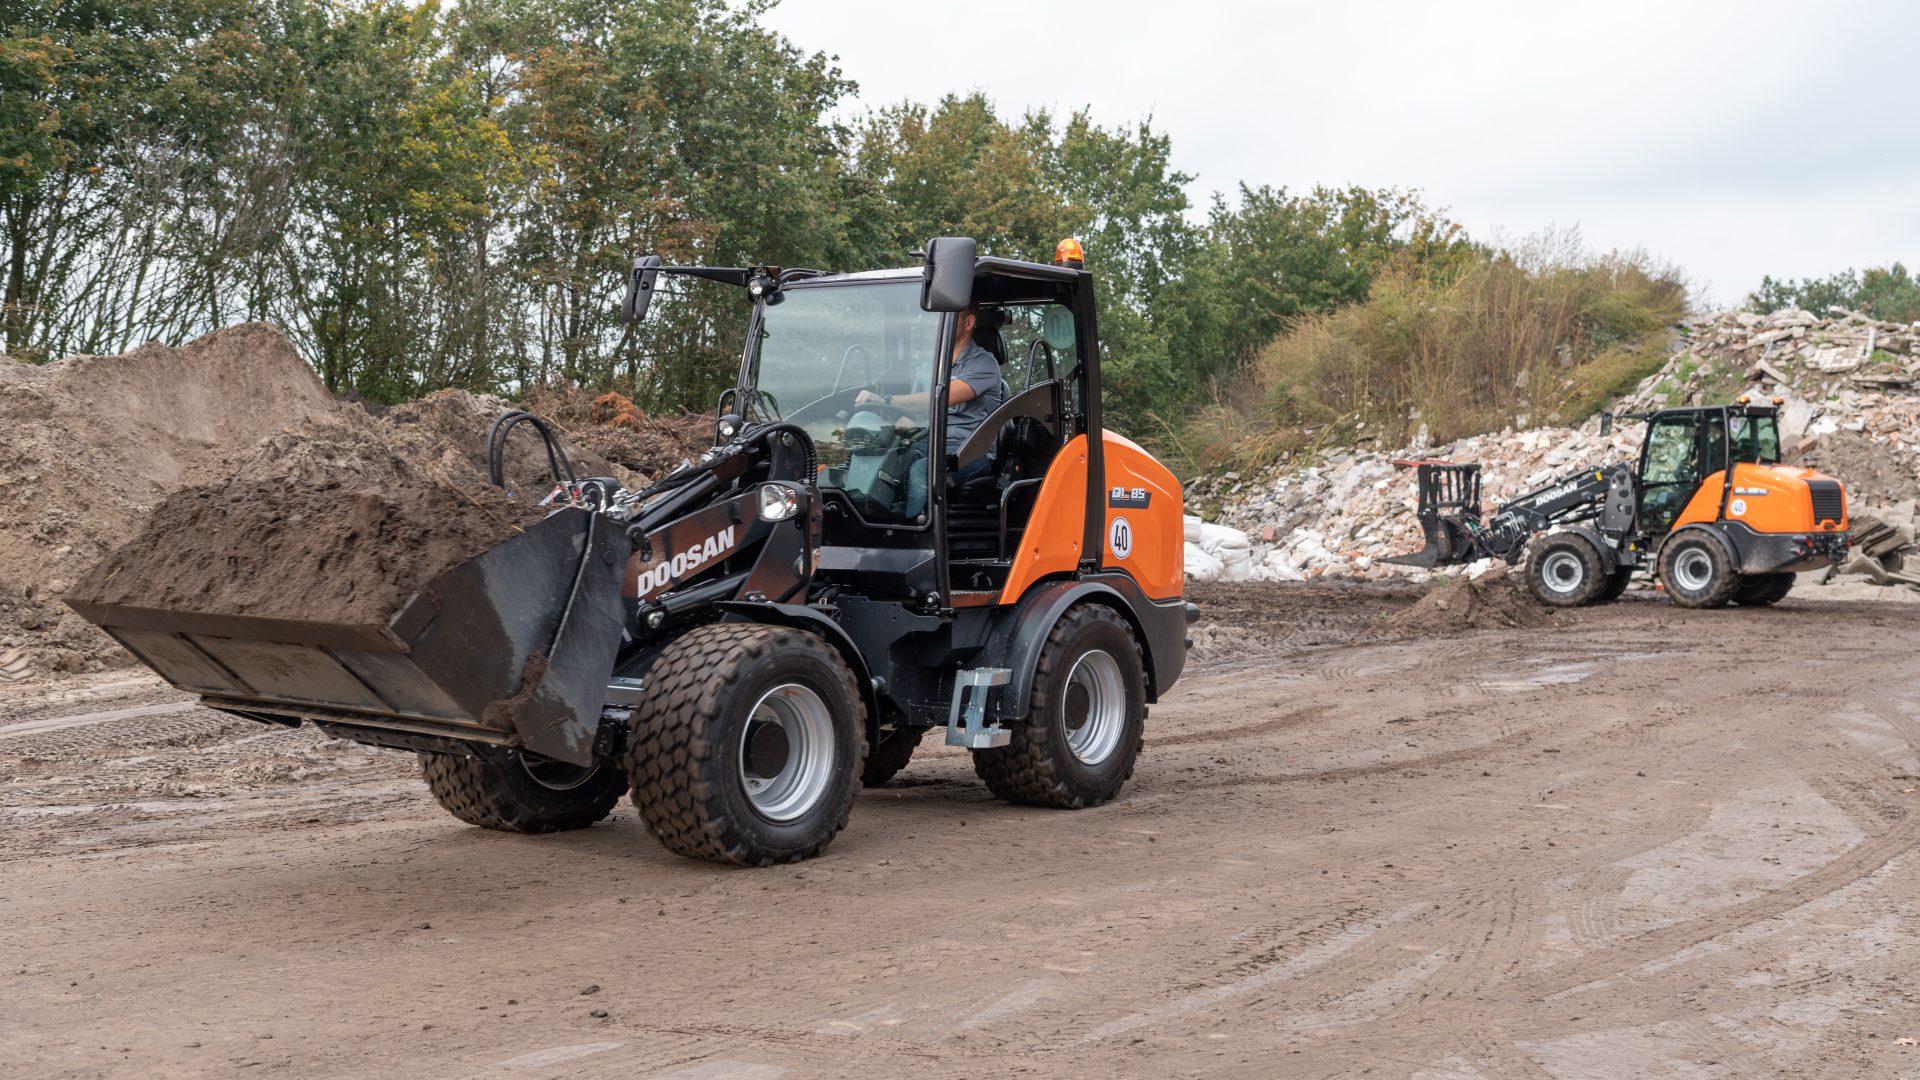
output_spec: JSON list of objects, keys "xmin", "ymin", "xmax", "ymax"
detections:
[
  {"xmin": 1748, "ymin": 263, "xmax": 1919, "ymax": 323},
  {"xmin": 0, "ymin": 0, "xmax": 248, "ymax": 360},
  {"xmin": 854, "ymin": 93, "xmax": 1074, "ymax": 262},
  {"xmin": 495, "ymin": 0, "xmax": 863, "ymax": 409}
]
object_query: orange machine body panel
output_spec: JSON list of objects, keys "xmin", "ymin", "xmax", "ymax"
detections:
[
  {"xmin": 1672, "ymin": 463, "xmax": 1848, "ymax": 534},
  {"xmin": 997, "ymin": 432, "xmax": 1184, "ymax": 604},
  {"xmin": 1100, "ymin": 431, "xmax": 1184, "ymax": 600},
  {"xmin": 997, "ymin": 436, "xmax": 1087, "ymax": 602}
]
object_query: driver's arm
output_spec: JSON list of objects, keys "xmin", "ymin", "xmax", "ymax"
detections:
[{"xmin": 855, "ymin": 379, "xmax": 977, "ymax": 410}]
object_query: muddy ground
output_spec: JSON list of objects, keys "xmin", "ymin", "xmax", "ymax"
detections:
[{"xmin": 4, "ymin": 581, "xmax": 1919, "ymax": 1079}]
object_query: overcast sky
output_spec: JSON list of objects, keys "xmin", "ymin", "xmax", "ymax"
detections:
[{"xmin": 760, "ymin": 0, "xmax": 1918, "ymax": 308}]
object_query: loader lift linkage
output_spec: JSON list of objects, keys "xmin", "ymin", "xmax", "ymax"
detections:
[
  {"xmin": 70, "ymin": 237, "xmax": 1198, "ymax": 866},
  {"xmin": 1386, "ymin": 401, "xmax": 1850, "ymax": 609}
]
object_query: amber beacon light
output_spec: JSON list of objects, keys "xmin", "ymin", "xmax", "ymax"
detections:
[{"xmin": 1054, "ymin": 237, "xmax": 1085, "ymax": 268}]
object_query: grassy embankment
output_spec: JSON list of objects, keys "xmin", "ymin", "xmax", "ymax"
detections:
[{"xmin": 1183, "ymin": 237, "xmax": 1688, "ymax": 469}]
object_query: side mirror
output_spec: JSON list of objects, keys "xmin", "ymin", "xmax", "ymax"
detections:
[
  {"xmin": 622, "ymin": 255, "xmax": 662, "ymax": 323},
  {"xmin": 920, "ymin": 237, "xmax": 975, "ymax": 312},
  {"xmin": 1599, "ymin": 412, "xmax": 1613, "ymax": 437}
]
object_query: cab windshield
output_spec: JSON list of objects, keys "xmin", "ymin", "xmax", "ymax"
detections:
[{"xmin": 745, "ymin": 281, "xmax": 941, "ymax": 524}]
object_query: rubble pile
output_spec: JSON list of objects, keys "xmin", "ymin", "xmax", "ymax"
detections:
[
  {"xmin": 1617, "ymin": 306, "xmax": 1919, "ymax": 412},
  {"xmin": 1185, "ymin": 418, "xmax": 1643, "ymax": 582},
  {"xmin": 1186, "ymin": 307, "xmax": 1920, "ymax": 589}
]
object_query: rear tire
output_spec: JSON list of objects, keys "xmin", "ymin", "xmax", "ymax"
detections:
[
  {"xmin": 1597, "ymin": 566, "xmax": 1634, "ymax": 603},
  {"xmin": 862, "ymin": 726, "xmax": 925, "ymax": 788},
  {"xmin": 626, "ymin": 623, "xmax": 865, "ymax": 865},
  {"xmin": 1658, "ymin": 533, "xmax": 1739, "ymax": 608},
  {"xmin": 973, "ymin": 604, "xmax": 1145, "ymax": 808},
  {"xmin": 420, "ymin": 748, "xmax": 626, "ymax": 834},
  {"xmin": 1734, "ymin": 572, "xmax": 1795, "ymax": 606},
  {"xmin": 1524, "ymin": 534, "xmax": 1606, "ymax": 607}
]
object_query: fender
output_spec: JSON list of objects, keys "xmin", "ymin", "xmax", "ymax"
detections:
[
  {"xmin": 1548, "ymin": 524, "xmax": 1620, "ymax": 573},
  {"xmin": 1663, "ymin": 523, "xmax": 1738, "ymax": 567},
  {"xmin": 713, "ymin": 600, "xmax": 882, "ymax": 742},
  {"xmin": 980, "ymin": 575, "xmax": 1184, "ymax": 722}
]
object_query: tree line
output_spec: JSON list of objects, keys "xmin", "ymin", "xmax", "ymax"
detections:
[
  {"xmin": 1748, "ymin": 263, "xmax": 1920, "ymax": 325},
  {"xmin": 5, "ymin": 0, "xmax": 1469, "ymax": 432}
]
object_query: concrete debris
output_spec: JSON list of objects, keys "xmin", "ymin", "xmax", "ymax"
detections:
[{"xmin": 1186, "ymin": 307, "xmax": 1920, "ymax": 590}]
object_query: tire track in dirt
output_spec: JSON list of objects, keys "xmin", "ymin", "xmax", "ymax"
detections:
[
  {"xmin": 1145, "ymin": 705, "xmax": 1332, "ymax": 748},
  {"xmin": 0, "ymin": 700, "xmax": 201, "ymax": 741},
  {"xmin": 1521, "ymin": 813, "xmax": 1918, "ymax": 1002}
]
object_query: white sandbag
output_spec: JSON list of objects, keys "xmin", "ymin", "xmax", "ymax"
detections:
[
  {"xmin": 1184, "ymin": 541, "xmax": 1224, "ymax": 581},
  {"xmin": 1195, "ymin": 521, "xmax": 1252, "ymax": 557}
]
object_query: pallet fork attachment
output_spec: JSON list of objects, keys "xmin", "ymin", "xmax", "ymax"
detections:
[{"xmin": 1382, "ymin": 461, "xmax": 1487, "ymax": 568}]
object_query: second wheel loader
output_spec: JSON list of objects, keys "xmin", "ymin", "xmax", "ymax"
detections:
[
  {"xmin": 1386, "ymin": 400, "xmax": 1851, "ymax": 608},
  {"xmin": 67, "ymin": 237, "xmax": 1195, "ymax": 866}
]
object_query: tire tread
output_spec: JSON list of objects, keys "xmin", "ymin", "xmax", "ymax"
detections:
[
  {"xmin": 972, "ymin": 604, "xmax": 1144, "ymax": 808},
  {"xmin": 420, "ymin": 751, "xmax": 624, "ymax": 834},
  {"xmin": 626, "ymin": 623, "xmax": 864, "ymax": 865}
]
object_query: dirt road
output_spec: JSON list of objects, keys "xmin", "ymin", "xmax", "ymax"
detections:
[{"xmin": 5, "ymin": 583, "xmax": 1918, "ymax": 1078}]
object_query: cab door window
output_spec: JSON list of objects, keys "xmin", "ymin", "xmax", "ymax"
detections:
[{"xmin": 1640, "ymin": 414, "xmax": 1703, "ymax": 534}]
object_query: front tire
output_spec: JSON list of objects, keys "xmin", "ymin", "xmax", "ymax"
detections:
[
  {"xmin": 1734, "ymin": 572, "xmax": 1795, "ymax": 606},
  {"xmin": 1524, "ymin": 534, "xmax": 1607, "ymax": 607},
  {"xmin": 626, "ymin": 623, "xmax": 865, "ymax": 865},
  {"xmin": 973, "ymin": 604, "xmax": 1146, "ymax": 808},
  {"xmin": 420, "ymin": 748, "xmax": 626, "ymax": 834},
  {"xmin": 1658, "ymin": 532, "xmax": 1739, "ymax": 608},
  {"xmin": 1597, "ymin": 566, "xmax": 1634, "ymax": 603}
]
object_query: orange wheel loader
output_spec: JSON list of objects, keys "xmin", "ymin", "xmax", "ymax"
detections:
[
  {"xmin": 1386, "ymin": 400, "xmax": 1849, "ymax": 608},
  {"xmin": 68, "ymin": 237, "xmax": 1198, "ymax": 865}
]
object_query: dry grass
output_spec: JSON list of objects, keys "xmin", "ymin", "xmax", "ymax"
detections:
[{"xmin": 1187, "ymin": 231, "xmax": 1686, "ymax": 468}]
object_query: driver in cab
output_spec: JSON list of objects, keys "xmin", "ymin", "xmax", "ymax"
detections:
[{"xmin": 854, "ymin": 304, "xmax": 1004, "ymax": 488}]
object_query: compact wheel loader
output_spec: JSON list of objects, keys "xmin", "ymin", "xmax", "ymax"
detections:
[
  {"xmin": 1385, "ymin": 401, "xmax": 1850, "ymax": 608},
  {"xmin": 67, "ymin": 237, "xmax": 1195, "ymax": 865}
]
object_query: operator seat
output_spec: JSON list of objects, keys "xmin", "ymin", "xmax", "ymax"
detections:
[{"xmin": 838, "ymin": 409, "xmax": 916, "ymax": 519}]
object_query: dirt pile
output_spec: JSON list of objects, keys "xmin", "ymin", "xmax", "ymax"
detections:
[
  {"xmin": 1382, "ymin": 569, "xmax": 1559, "ymax": 633},
  {"xmin": 0, "ymin": 325, "xmax": 344, "ymax": 599},
  {"xmin": 1, "ymin": 324, "xmax": 693, "ymax": 681},
  {"xmin": 522, "ymin": 386, "xmax": 709, "ymax": 482},
  {"xmin": 68, "ymin": 467, "xmax": 547, "ymax": 625}
]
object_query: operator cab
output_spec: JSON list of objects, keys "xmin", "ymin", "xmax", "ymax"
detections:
[
  {"xmin": 736, "ymin": 257, "xmax": 1092, "ymax": 606},
  {"xmin": 1635, "ymin": 403, "xmax": 1782, "ymax": 535}
]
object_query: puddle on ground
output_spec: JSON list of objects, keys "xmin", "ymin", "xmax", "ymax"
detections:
[{"xmin": 1479, "ymin": 662, "xmax": 1597, "ymax": 692}]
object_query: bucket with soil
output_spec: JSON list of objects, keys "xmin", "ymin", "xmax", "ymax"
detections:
[{"xmin": 64, "ymin": 471, "xmax": 631, "ymax": 766}]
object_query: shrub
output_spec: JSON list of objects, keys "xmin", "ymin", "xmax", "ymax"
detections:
[{"xmin": 1187, "ymin": 231, "xmax": 1686, "ymax": 467}]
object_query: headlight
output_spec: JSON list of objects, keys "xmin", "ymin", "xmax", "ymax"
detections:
[{"xmin": 758, "ymin": 484, "xmax": 799, "ymax": 522}]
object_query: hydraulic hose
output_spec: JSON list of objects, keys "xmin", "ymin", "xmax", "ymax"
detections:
[
  {"xmin": 739, "ymin": 420, "xmax": 818, "ymax": 481},
  {"xmin": 486, "ymin": 409, "xmax": 576, "ymax": 490}
]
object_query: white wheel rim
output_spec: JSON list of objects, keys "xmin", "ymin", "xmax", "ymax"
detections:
[
  {"xmin": 1540, "ymin": 550, "xmax": 1585, "ymax": 595},
  {"xmin": 1673, "ymin": 547, "xmax": 1714, "ymax": 592},
  {"xmin": 1063, "ymin": 650, "xmax": 1128, "ymax": 766},
  {"xmin": 740, "ymin": 682, "xmax": 837, "ymax": 822}
]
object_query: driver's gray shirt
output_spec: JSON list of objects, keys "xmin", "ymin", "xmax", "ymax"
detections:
[{"xmin": 944, "ymin": 343, "xmax": 1004, "ymax": 454}]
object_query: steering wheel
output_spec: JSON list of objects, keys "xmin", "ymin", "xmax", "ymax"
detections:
[{"xmin": 849, "ymin": 398, "xmax": 919, "ymax": 425}]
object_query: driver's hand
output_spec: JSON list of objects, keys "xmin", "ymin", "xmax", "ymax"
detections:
[{"xmin": 854, "ymin": 389, "xmax": 882, "ymax": 406}]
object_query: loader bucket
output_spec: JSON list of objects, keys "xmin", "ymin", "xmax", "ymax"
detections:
[{"xmin": 64, "ymin": 508, "xmax": 631, "ymax": 766}]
